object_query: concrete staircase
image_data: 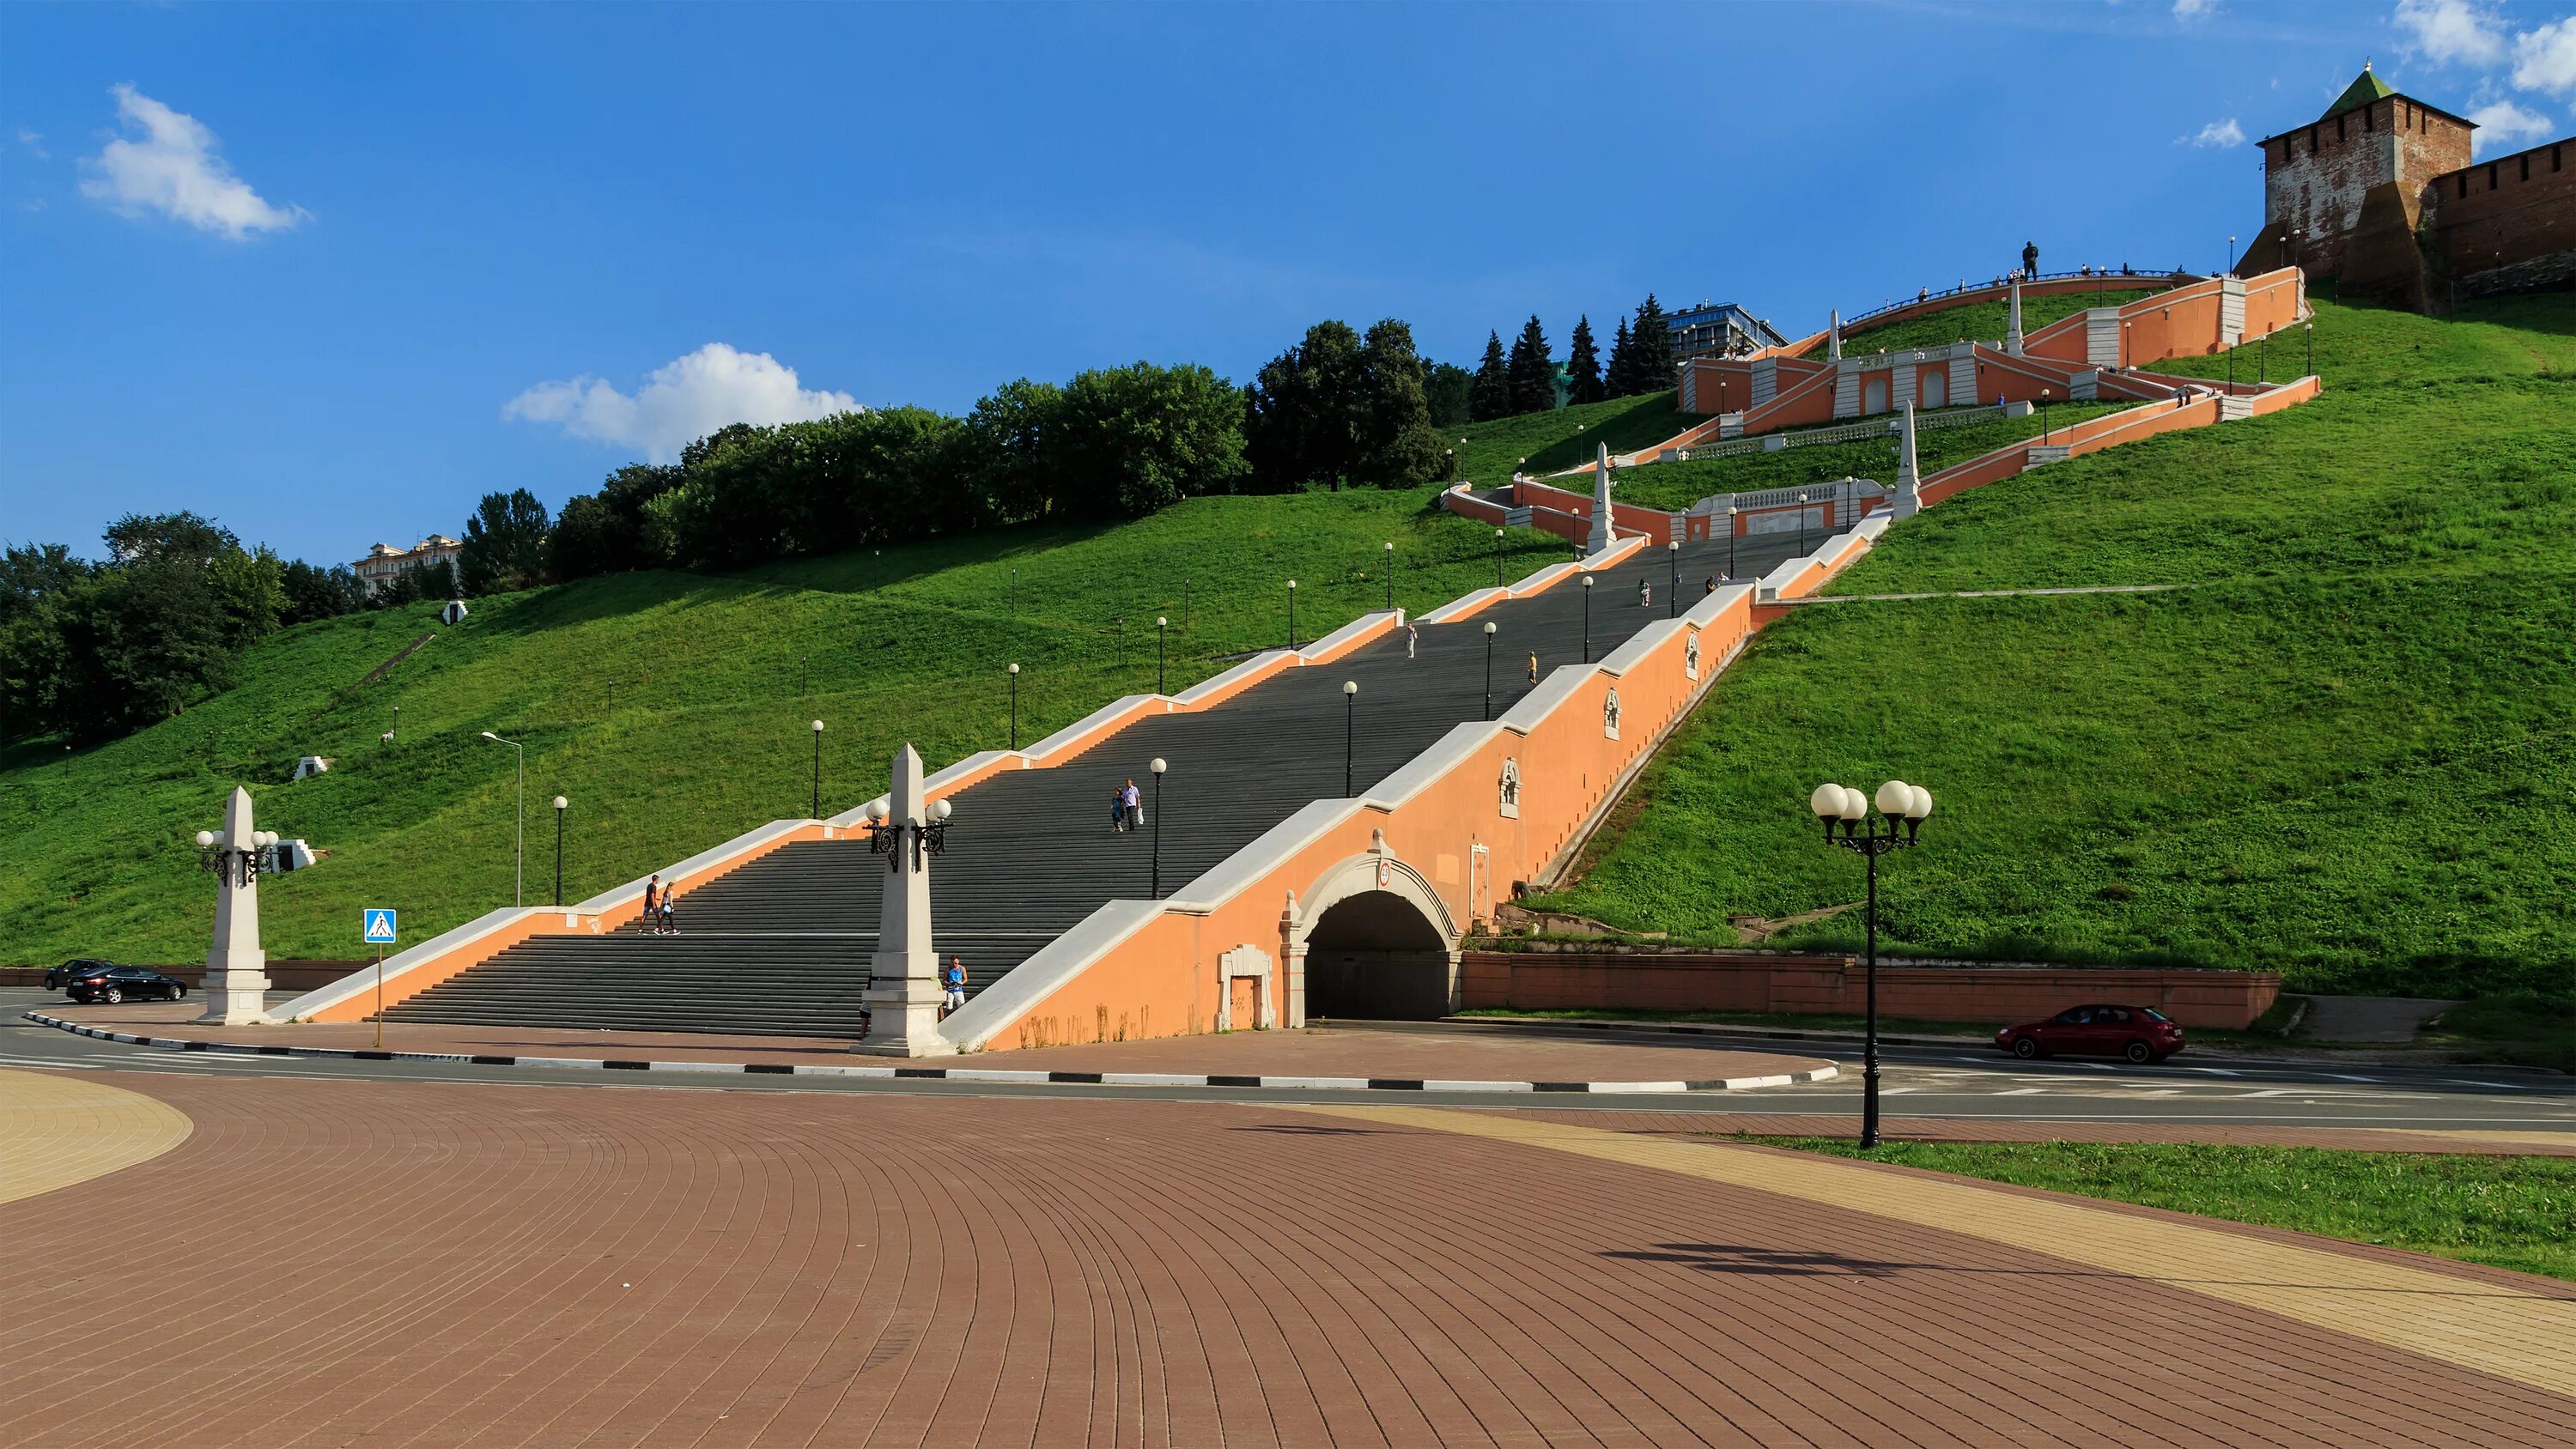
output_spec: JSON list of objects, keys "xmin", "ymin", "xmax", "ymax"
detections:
[{"xmin": 387, "ymin": 527, "xmax": 1816, "ymax": 1039}]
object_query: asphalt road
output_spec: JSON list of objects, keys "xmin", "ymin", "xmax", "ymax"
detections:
[{"xmin": 7, "ymin": 988, "xmax": 2571, "ymax": 1131}]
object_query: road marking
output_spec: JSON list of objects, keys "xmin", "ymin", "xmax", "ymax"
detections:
[
  {"xmin": 1301, "ymin": 1105, "xmax": 2576, "ymax": 1400},
  {"xmin": 1996, "ymin": 1088, "xmax": 2048, "ymax": 1096},
  {"xmin": 2182, "ymin": 1067, "xmax": 2245, "ymax": 1077}
]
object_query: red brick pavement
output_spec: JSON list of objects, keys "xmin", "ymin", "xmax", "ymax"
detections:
[
  {"xmin": 51, "ymin": 1005, "xmax": 1831, "ymax": 1082},
  {"xmin": 3, "ymin": 1070, "xmax": 2573, "ymax": 1446}
]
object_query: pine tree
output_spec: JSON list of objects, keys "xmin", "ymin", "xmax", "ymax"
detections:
[
  {"xmin": 1632, "ymin": 294, "xmax": 1674, "ymax": 393},
  {"xmin": 1505, "ymin": 315, "xmax": 1554, "ymax": 416},
  {"xmin": 1604, "ymin": 315, "xmax": 1637, "ymax": 397},
  {"xmin": 1566, "ymin": 315, "xmax": 1604, "ymax": 406},
  {"xmin": 1468, "ymin": 330, "xmax": 1510, "ymax": 422}
]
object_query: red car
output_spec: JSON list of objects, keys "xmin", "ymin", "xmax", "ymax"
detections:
[{"xmin": 1996, "ymin": 1004, "xmax": 2184, "ymax": 1064}]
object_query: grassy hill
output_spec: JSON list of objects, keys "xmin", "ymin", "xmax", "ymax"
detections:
[
  {"xmin": 0, "ymin": 488, "xmax": 1574, "ymax": 966},
  {"xmin": 1540, "ymin": 294, "xmax": 2576, "ymax": 1011},
  {"xmin": 1614, "ymin": 402, "xmax": 2130, "ymax": 512},
  {"xmin": 1453, "ymin": 391, "xmax": 1704, "ymax": 482}
]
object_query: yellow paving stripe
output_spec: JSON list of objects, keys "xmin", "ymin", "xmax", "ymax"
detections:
[
  {"xmin": 0, "ymin": 1067, "xmax": 192, "ymax": 1208},
  {"xmin": 2391, "ymin": 1128, "xmax": 2576, "ymax": 1153},
  {"xmin": 1295, "ymin": 1104, "xmax": 2576, "ymax": 1401}
]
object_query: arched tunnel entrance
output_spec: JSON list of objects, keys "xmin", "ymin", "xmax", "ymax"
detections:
[{"xmin": 1302, "ymin": 888, "xmax": 1458, "ymax": 1021}]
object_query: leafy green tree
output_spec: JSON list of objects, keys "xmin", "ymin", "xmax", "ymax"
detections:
[
  {"xmin": 1245, "ymin": 321, "xmax": 1365, "ymax": 492},
  {"xmin": 279, "ymin": 560, "xmax": 368, "ymax": 625},
  {"xmin": 1504, "ymin": 315, "xmax": 1554, "ymax": 416},
  {"xmin": 1355, "ymin": 318, "xmax": 1447, "ymax": 488},
  {"xmin": 459, "ymin": 489, "xmax": 554, "ymax": 595},
  {"xmin": 1605, "ymin": 315, "xmax": 1637, "ymax": 397},
  {"xmin": 1566, "ymin": 315, "xmax": 1604, "ymax": 406},
  {"xmin": 412, "ymin": 555, "xmax": 462, "ymax": 601},
  {"xmin": 1051, "ymin": 361, "xmax": 1249, "ymax": 518},
  {"xmin": 1424, "ymin": 361, "xmax": 1473, "ymax": 427},
  {"xmin": 1631, "ymin": 294, "xmax": 1674, "ymax": 392},
  {"xmin": 0, "ymin": 543, "xmax": 90, "ymax": 623},
  {"xmin": 963, "ymin": 379, "xmax": 1066, "ymax": 521},
  {"xmin": 551, "ymin": 463, "xmax": 685, "ymax": 580},
  {"xmin": 1469, "ymin": 331, "xmax": 1510, "ymax": 422}
]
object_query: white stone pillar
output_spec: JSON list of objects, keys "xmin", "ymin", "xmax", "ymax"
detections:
[
  {"xmin": 1893, "ymin": 402, "xmax": 1922, "ymax": 519},
  {"xmin": 1585, "ymin": 442, "xmax": 1614, "ymax": 555},
  {"xmin": 858, "ymin": 743, "xmax": 954, "ymax": 1056},
  {"xmin": 198, "ymin": 786, "xmax": 271, "ymax": 1025},
  {"xmin": 2005, "ymin": 277, "xmax": 2026, "ymax": 357},
  {"xmin": 1827, "ymin": 309, "xmax": 1842, "ymax": 361}
]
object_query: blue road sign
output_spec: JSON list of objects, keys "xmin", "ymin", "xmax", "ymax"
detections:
[{"xmin": 362, "ymin": 908, "xmax": 398, "ymax": 945}]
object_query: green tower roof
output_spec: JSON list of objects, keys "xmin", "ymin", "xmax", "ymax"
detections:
[{"xmin": 2323, "ymin": 66, "xmax": 2395, "ymax": 121}]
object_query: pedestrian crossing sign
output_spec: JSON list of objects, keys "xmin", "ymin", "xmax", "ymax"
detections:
[{"xmin": 362, "ymin": 908, "xmax": 398, "ymax": 945}]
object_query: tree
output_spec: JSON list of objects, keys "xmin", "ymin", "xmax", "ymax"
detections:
[
  {"xmin": 279, "ymin": 560, "xmax": 367, "ymax": 625},
  {"xmin": 0, "ymin": 542, "xmax": 90, "ymax": 623},
  {"xmin": 1631, "ymin": 294, "xmax": 1674, "ymax": 393},
  {"xmin": 1469, "ymin": 331, "xmax": 1510, "ymax": 422},
  {"xmin": 1424, "ymin": 361, "xmax": 1473, "ymax": 427},
  {"xmin": 962, "ymin": 379, "xmax": 1066, "ymax": 521},
  {"xmin": 1050, "ymin": 361, "xmax": 1249, "ymax": 518},
  {"xmin": 1605, "ymin": 315, "xmax": 1637, "ymax": 397},
  {"xmin": 459, "ymin": 489, "xmax": 554, "ymax": 595},
  {"xmin": 1245, "ymin": 321, "xmax": 1365, "ymax": 493},
  {"xmin": 551, "ymin": 462, "xmax": 684, "ymax": 581},
  {"xmin": 1354, "ymin": 318, "xmax": 1447, "ymax": 488},
  {"xmin": 1566, "ymin": 315, "xmax": 1604, "ymax": 406},
  {"xmin": 412, "ymin": 555, "xmax": 461, "ymax": 601},
  {"xmin": 1504, "ymin": 315, "xmax": 1554, "ymax": 416}
]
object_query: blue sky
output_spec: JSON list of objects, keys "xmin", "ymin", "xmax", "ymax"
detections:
[{"xmin": 6, "ymin": 0, "xmax": 2573, "ymax": 567}]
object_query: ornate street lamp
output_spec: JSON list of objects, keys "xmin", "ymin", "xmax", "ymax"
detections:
[
  {"xmin": 1808, "ymin": 778, "xmax": 1935, "ymax": 1149},
  {"xmin": 810, "ymin": 719, "xmax": 825, "ymax": 819},
  {"xmin": 863, "ymin": 794, "xmax": 952, "ymax": 870},
  {"xmin": 1149, "ymin": 756, "xmax": 1168, "ymax": 895},
  {"xmin": 1342, "ymin": 680, "xmax": 1358, "ymax": 796},
  {"xmin": 552, "ymin": 795, "xmax": 568, "ymax": 906},
  {"xmin": 194, "ymin": 827, "xmax": 277, "ymax": 887},
  {"xmin": 479, "ymin": 731, "xmax": 523, "ymax": 906},
  {"xmin": 1483, "ymin": 620, "xmax": 1498, "ymax": 720}
]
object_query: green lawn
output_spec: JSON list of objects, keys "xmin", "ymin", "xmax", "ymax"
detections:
[
  {"xmin": 1841, "ymin": 288, "xmax": 2159, "ymax": 355},
  {"xmin": 1450, "ymin": 391, "xmax": 1705, "ymax": 485},
  {"xmin": 1751, "ymin": 1138, "xmax": 2576, "ymax": 1283},
  {"xmin": 1613, "ymin": 402, "xmax": 2132, "ymax": 512},
  {"xmin": 1538, "ymin": 295, "xmax": 2576, "ymax": 1005},
  {"xmin": 0, "ymin": 487, "xmax": 1572, "ymax": 966}
]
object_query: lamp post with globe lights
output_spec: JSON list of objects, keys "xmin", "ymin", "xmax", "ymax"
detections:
[
  {"xmin": 1007, "ymin": 664, "xmax": 1019, "ymax": 749},
  {"xmin": 1149, "ymin": 757, "xmax": 1168, "ymax": 895},
  {"xmin": 1483, "ymin": 621, "xmax": 1498, "ymax": 720},
  {"xmin": 1156, "ymin": 616, "xmax": 1169, "ymax": 694},
  {"xmin": 811, "ymin": 719, "xmax": 825, "ymax": 819},
  {"xmin": 1808, "ymin": 777, "xmax": 1935, "ymax": 1149},
  {"xmin": 1667, "ymin": 540, "xmax": 1680, "ymax": 617},
  {"xmin": 1342, "ymin": 681, "xmax": 1359, "ymax": 796},
  {"xmin": 479, "ymin": 731, "xmax": 524, "ymax": 906},
  {"xmin": 1580, "ymin": 574, "xmax": 1594, "ymax": 661},
  {"xmin": 1286, "ymin": 579, "xmax": 1298, "ymax": 650},
  {"xmin": 1383, "ymin": 541, "xmax": 1395, "ymax": 612},
  {"xmin": 1493, "ymin": 529, "xmax": 1505, "ymax": 588}
]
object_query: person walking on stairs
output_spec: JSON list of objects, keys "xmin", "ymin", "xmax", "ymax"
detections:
[
  {"xmin": 1110, "ymin": 785, "xmax": 1127, "ymax": 832},
  {"xmin": 941, "ymin": 956, "xmax": 968, "ymax": 1019},
  {"xmin": 641, "ymin": 875, "xmax": 662, "ymax": 935},
  {"xmin": 1121, "ymin": 778, "xmax": 1143, "ymax": 833},
  {"xmin": 1406, "ymin": 622, "xmax": 1419, "ymax": 658},
  {"xmin": 1638, "ymin": 578, "xmax": 1651, "ymax": 609},
  {"xmin": 658, "ymin": 882, "xmax": 678, "ymax": 935}
]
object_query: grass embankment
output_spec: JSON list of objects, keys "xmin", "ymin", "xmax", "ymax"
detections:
[
  {"xmin": 0, "ymin": 488, "xmax": 1577, "ymax": 966},
  {"xmin": 1451, "ymin": 391, "xmax": 1704, "ymax": 484},
  {"xmin": 1613, "ymin": 403, "xmax": 2132, "ymax": 512},
  {"xmin": 1750, "ymin": 1138, "xmax": 2576, "ymax": 1284},
  {"xmin": 1536, "ymin": 294, "xmax": 2576, "ymax": 1022},
  {"xmin": 1840, "ymin": 288, "xmax": 2158, "ymax": 355}
]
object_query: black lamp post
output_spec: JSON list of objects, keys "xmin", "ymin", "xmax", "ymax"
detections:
[
  {"xmin": 552, "ymin": 795, "xmax": 568, "ymax": 906},
  {"xmin": 1286, "ymin": 579, "xmax": 1298, "ymax": 651},
  {"xmin": 1483, "ymin": 620, "xmax": 1498, "ymax": 719},
  {"xmin": 1493, "ymin": 528, "xmax": 1504, "ymax": 589},
  {"xmin": 2259, "ymin": 328, "xmax": 2268, "ymax": 385},
  {"xmin": 1006, "ymin": 663, "xmax": 1019, "ymax": 749},
  {"xmin": 1667, "ymin": 540, "xmax": 1680, "ymax": 617},
  {"xmin": 1797, "ymin": 494, "xmax": 1810, "ymax": 558},
  {"xmin": 1383, "ymin": 541, "xmax": 1395, "ymax": 612},
  {"xmin": 1149, "ymin": 756, "xmax": 1167, "ymax": 895},
  {"xmin": 1726, "ymin": 506, "xmax": 1738, "ymax": 579},
  {"xmin": 1010, "ymin": 567, "xmax": 1017, "ymax": 615},
  {"xmin": 1580, "ymin": 574, "xmax": 1594, "ymax": 662},
  {"xmin": 1809, "ymin": 779, "xmax": 1934, "ymax": 1149},
  {"xmin": 1342, "ymin": 680, "xmax": 1358, "ymax": 795},
  {"xmin": 1155, "ymin": 615, "xmax": 1168, "ymax": 694},
  {"xmin": 2042, "ymin": 388, "xmax": 2056, "ymax": 444},
  {"xmin": 2306, "ymin": 320, "xmax": 2314, "ymax": 379},
  {"xmin": 810, "ymin": 718, "xmax": 824, "ymax": 818}
]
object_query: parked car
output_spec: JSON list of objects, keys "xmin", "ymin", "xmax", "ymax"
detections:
[
  {"xmin": 64, "ymin": 965, "xmax": 189, "ymax": 1005},
  {"xmin": 1996, "ymin": 1004, "xmax": 2184, "ymax": 1064},
  {"xmin": 46, "ymin": 957, "xmax": 117, "ymax": 991}
]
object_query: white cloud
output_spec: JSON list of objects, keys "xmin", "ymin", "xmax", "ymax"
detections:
[
  {"xmin": 2173, "ymin": 0, "xmax": 2218, "ymax": 18},
  {"xmin": 2469, "ymin": 97, "xmax": 2556, "ymax": 152},
  {"xmin": 2394, "ymin": 0, "xmax": 2507, "ymax": 67},
  {"xmin": 2512, "ymin": 16, "xmax": 2576, "ymax": 98},
  {"xmin": 15, "ymin": 127, "xmax": 46, "ymax": 160},
  {"xmin": 503, "ymin": 343, "xmax": 862, "ymax": 463},
  {"xmin": 78, "ymin": 84, "xmax": 304, "ymax": 239},
  {"xmin": 2182, "ymin": 117, "xmax": 2247, "ymax": 147}
]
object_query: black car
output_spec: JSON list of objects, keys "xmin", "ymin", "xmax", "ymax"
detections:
[
  {"xmin": 46, "ymin": 957, "xmax": 117, "ymax": 991},
  {"xmin": 64, "ymin": 965, "xmax": 189, "ymax": 1005}
]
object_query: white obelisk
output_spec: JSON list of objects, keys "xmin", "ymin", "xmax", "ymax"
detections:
[
  {"xmin": 1827, "ymin": 309, "xmax": 1843, "ymax": 361},
  {"xmin": 199, "ymin": 786, "xmax": 272, "ymax": 1025},
  {"xmin": 1586, "ymin": 441, "xmax": 1615, "ymax": 555},
  {"xmin": 1893, "ymin": 402, "xmax": 1922, "ymax": 519},
  {"xmin": 858, "ymin": 743, "xmax": 953, "ymax": 1056},
  {"xmin": 2005, "ymin": 276, "xmax": 2026, "ymax": 357}
]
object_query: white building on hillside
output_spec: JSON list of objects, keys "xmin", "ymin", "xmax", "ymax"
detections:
[{"xmin": 353, "ymin": 535, "xmax": 463, "ymax": 597}]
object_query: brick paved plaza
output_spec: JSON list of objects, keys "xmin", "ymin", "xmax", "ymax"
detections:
[{"xmin": 5, "ymin": 1064, "xmax": 2573, "ymax": 1447}]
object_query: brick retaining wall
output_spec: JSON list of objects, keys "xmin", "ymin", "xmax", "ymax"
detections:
[{"xmin": 1459, "ymin": 950, "xmax": 2281, "ymax": 1029}]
